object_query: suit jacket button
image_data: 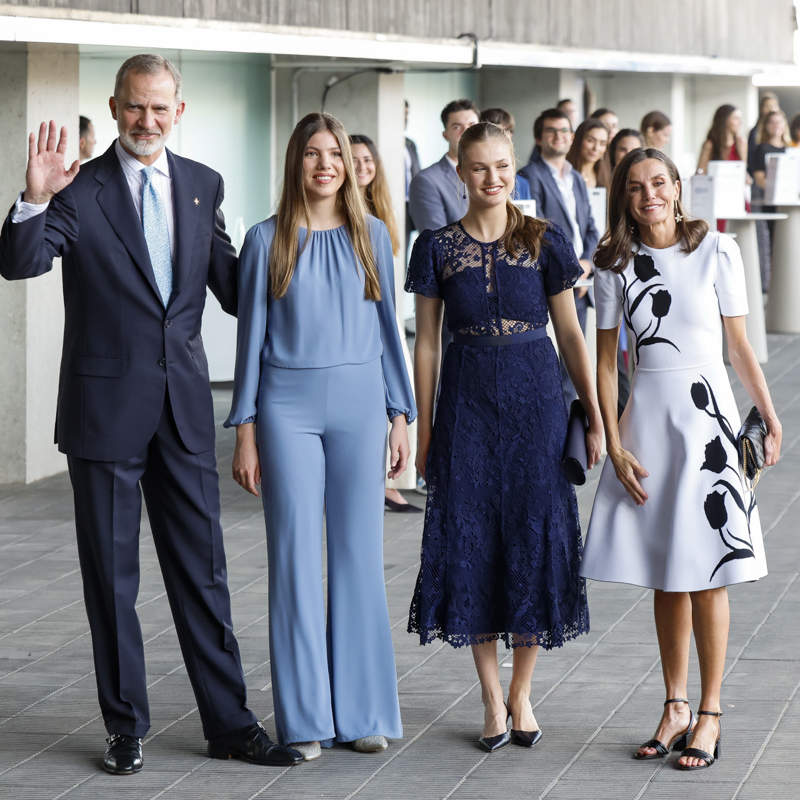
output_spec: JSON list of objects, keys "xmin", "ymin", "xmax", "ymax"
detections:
[
  {"xmin": 164, "ymin": 319, "xmax": 172, "ymax": 328},
  {"xmin": 158, "ymin": 358, "xmax": 166, "ymax": 367}
]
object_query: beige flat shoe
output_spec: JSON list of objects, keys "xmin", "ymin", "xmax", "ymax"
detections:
[
  {"xmin": 351, "ymin": 735, "xmax": 388, "ymax": 753},
  {"xmin": 289, "ymin": 740, "xmax": 321, "ymax": 761}
]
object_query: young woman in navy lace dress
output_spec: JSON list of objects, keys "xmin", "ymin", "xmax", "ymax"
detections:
[{"xmin": 406, "ymin": 122, "xmax": 602, "ymax": 751}]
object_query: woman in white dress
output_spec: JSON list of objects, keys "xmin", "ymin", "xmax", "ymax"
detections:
[{"xmin": 581, "ymin": 149, "xmax": 782, "ymax": 770}]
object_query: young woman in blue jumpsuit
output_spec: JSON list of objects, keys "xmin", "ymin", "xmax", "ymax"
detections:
[{"xmin": 225, "ymin": 113, "xmax": 416, "ymax": 758}]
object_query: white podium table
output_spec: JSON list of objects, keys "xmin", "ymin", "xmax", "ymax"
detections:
[
  {"xmin": 719, "ymin": 213, "xmax": 787, "ymax": 363},
  {"xmin": 765, "ymin": 202, "xmax": 800, "ymax": 333}
]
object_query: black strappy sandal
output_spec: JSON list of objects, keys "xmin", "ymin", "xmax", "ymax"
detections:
[
  {"xmin": 676, "ymin": 710, "xmax": 722, "ymax": 770},
  {"xmin": 633, "ymin": 698, "xmax": 695, "ymax": 760}
]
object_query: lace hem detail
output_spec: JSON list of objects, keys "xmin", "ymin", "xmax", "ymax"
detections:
[{"xmin": 406, "ymin": 618, "xmax": 591, "ymax": 650}]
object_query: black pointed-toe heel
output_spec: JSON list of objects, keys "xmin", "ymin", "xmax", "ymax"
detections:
[
  {"xmin": 676, "ymin": 710, "xmax": 722, "ymax": 770},
  {"xmin": 633, "ymin": 698, "xmax": 694, "ymax": 760},
  {"xmin": 510, "ymin": 728, "xmax": 543, "ymax": 748},
  {"xmin": 506, "ymin": 699, "xmax": 543, "ymax": 748},
  {"xmin": 478, "ymin": 730, "xmax": 511, "ymax": 752},
  {"xmin": 384, "ymin": 497, "xmax": 423, "ymax": 513}
]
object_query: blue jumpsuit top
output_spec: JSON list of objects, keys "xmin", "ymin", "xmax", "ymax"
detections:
[{"xmin": 225, "ymin": 215, "xmax": 416, "ymax": 426}]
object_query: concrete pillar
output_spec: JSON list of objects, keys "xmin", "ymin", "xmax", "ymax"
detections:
[{"xmin": 0, "ymin": 43, "xmax": 78, "ymax": 483}]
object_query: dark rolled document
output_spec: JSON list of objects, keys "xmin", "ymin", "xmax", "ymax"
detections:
[{"xmin": 562, "ymin": 399, "xmax": 589, "ymax": 485}]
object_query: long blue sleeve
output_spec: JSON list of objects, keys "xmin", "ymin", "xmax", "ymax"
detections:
[
  {"xmin": 224, "ymin": 220, "xmax": 274, "ymax": 427},
  {"xmin": 371, "ymin": 218, "xmax": 417, "ymax": 423}
]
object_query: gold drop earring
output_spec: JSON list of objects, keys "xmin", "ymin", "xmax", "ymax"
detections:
[{"xmin": 674, "ymin": 201, "xmax": 684, "ymax": 223}]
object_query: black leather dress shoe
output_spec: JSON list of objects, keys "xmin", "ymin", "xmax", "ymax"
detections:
[
  {"xmin": 103, "ymin": 734, "xmax": 143, "ymax": 775},
  {"xmin": 208, "ymin": 722, "xmax": 303, "ymax": 766}
]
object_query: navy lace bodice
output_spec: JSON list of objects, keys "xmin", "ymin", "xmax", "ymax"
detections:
[{"xmin": 405, "ymin": 221, "xmax": 581, "ymax": 336}]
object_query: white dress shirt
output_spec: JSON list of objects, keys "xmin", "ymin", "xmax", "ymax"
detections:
[
  {"xmin": 13, "ymin": 139, "xmax": 176, "ymax": 261},
  {"xmin": 544, "ymin": 158, "xmax": 584, "ymax": 259}
]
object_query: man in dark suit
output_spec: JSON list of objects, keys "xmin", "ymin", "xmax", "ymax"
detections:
[
  {"xmin": 0, "ymin": 54, "xmax": 300, "ymax": 775},
  {"xmin": 407, "ymin": 98, "xmax": 479, "ymax": 235},
  {"xmin": 518, "ymin": 107, "xmax": 599, "ymax": 404}
]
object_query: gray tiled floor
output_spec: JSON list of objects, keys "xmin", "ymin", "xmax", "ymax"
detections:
[{"xmin": 1, "ymin": 333, "xmax": 799, "ymax": 800}]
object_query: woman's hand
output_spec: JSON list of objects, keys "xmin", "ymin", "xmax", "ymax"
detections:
[
  {"xmin": 415, "ymin": 433, "xmax": 431, "ymax": 481},
  {"xmin": 232, "ymin": 423, "xmax": 261, "ymax": 496},
  {"xmin": 388, "ymin": 415, "xmax": 410, "ymax": 479},
  {"xmin": 763, "ymin": 414, "xmax": 782, "ymax": 467},
  {"xmin": 609, "ymin": 446, "xmax": 649, "ymax": 505},
  {"xmin": 585, "ymin": 421, "xmax": 604, "ymax": 471}
]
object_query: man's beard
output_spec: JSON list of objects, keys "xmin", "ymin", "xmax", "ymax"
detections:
[{"xmin": 119, "ymin": 127, "xmax": 167, "ymax": 156}]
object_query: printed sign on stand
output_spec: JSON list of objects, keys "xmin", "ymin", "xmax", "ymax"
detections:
[
  {"xmin": 687, "ymin": 174, "xmax": 716, "ymax": 226},
  {"xmin": 588, "ymin": 187, "xmax": 607, "ymax": 233},
  {"xmin": 512, "ymin": 198, "xmax": 537, "ymax": 218},
  {"xmin": 706, "ymin": 160, "xmax": 746, "ymax": 218},
  {"xmin": 764, "ymin": 151, "xmax": 800, "ymax": 205}
]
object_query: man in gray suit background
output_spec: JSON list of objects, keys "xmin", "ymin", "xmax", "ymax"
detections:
[{"xmin": 408, "ymin": 98, "xmax": 479, "ymax": 234}]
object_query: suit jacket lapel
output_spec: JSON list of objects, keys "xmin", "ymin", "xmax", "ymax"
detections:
[
  {"xmin": 538, "ymin": 158, "xmax": 571, "ymax": 222},
  {"xmin": 166, "ymin": 150, "xmax": 199, "ymax": 307},
  {"xmin": 439, "ymin": 154, "xmax": 461, "ymax": 195},
  {"xmin": 94, "ymin": 145, "xmax": 162, "ymax": 304}
]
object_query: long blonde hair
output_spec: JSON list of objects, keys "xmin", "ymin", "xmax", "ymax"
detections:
[
  {"xmin": 270, "ymin": 112, "xmax": 380, "ymax": 300},
  {"xmin": 350, "ymin": 134, "xmax": 400, "ymax": 256},
  {"xmin": 457, "ymin": 122, "xmax": 547, "ymax": 260}
]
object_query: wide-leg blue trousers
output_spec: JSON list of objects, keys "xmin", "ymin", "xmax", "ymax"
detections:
[{"xmin": 257, "ymin": 358, "xmax": 402, "ymax": 745}]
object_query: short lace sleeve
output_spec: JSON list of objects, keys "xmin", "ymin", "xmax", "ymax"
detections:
[
  {"xmin": 405, "ymin": 229, "xmax": 440, "ymax": 297},
  {"xmin": 540, "ymin": 223, "xmax": 582, "ymax": 296},
  {"xmin": 714, "ymin": 233, "xmax": 749, "ymax": 317},
  {"xmin": 594, "ymin": 266, "xmax": 624, "ymax": 329}
]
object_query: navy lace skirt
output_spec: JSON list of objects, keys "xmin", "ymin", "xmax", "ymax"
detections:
[{"xmin": 408, "ymin": 331, "xmax": 590, "ymax": 649}]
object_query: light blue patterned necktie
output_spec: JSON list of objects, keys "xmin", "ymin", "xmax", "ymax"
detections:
[{"xmin": 141, "ymin": 165, "xmax": 173, "ymax": 306}]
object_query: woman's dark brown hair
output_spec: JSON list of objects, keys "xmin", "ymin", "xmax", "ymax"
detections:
[
  {"xmin": 457, "ymin": 122, "xmax": 547, "ymax": 260},
  {"xmin": 566, "ymin": 118, "xmax": 611, "ymax": 190},
  {"xmin": 704, "ymin": 104, "xmax": 738, "ymax": 161},
  {"xmin": 594, "ymin": 148, "xmax": 709, "ymax": 273}
]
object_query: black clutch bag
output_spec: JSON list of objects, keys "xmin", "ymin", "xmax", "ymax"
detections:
[
  {"xmin": 562, "ymin": 399, "xmax": 589, "ymax": 486},
  {"xmin": 737, "ymin": 406, "xmax": 767, "ymax": 487}
]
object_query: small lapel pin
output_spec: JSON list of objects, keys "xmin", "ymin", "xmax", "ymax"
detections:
[{"xmin": 193, "ymin": 197, "xmax": 200, "ymax": 206}]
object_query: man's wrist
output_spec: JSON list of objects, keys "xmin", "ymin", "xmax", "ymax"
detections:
[{"xmin": 22, "ymin": 190, "xmax": 52, "ymax": 205}]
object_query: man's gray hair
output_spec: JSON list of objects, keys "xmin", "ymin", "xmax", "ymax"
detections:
[{"xmin": 114, "ymin": 54, "xmax": 182, "ymax": 102}]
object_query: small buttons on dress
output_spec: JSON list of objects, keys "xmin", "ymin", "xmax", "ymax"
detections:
[{"xmin": 158, "ymin": 357, "xmax": 166, "ymax": 367}]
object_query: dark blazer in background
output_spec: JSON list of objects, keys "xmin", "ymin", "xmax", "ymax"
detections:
[
  {"xmin": 0, "ymin": 144, "xmax": 237, "ymax": 461},
  {"xmin": 518, "ymin": 151, "xmax": 599, "ymax": 261},
  {"xmin": 408, "ymin": 154, "xmax": 468, "ymax": 234}
]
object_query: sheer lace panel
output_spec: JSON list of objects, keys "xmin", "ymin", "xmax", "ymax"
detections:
[{"xmin": 437, "ymin": 225, "xmax": 544, "ymax": 337}]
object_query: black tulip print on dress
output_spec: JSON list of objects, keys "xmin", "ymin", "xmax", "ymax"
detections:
[
  {"xmin": 622, "ymin": 254, "xmax": 680, "ymax": 365},
  {"xmin": 692, "ymin": 377, "xmax": 757, "ymax": 580}
]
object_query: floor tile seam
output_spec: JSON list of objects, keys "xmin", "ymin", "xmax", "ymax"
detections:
[
  {"xmin": 0, "ymin": 597, "xmax": 84, "ymax": 642},
  {"xmin": 537, "ymin": 654, "xmax": 662, "ymax": 799},
  {"xmin": 0, "ymin": 541, "xmax": 76, "ymax": 579},
  {"xmin": 440, "ymin": 752, "xmax": 490, "ymax": 800},
  {"xmin": 761, "ymin": 484, "xmax": 800, "ymax": 540},
  {"xmin": 245, "ymin": 766, "xmax": 296, "ymax": 800},
  {"xmin": 0, "ymin": 669, "xmax": 93, "ymax": 729},
  {"xmin": 0, "ymin": 567, "xmax": 81, "ymax": 611},
  {"xmin": 542, "ymin": 571, "xmax": 800, "ymax": 799},
  {"xmin": 346, "ymin": 590, "xmax": 653, "ymax": 800},
  {"xmin": 722, "ymin": 571, "xmax": 800, "ymax": 683},
  {"xmin": 730, "ymin": 673, "xmax": 800, "ymax": 800},
  {"xmin": 633, "ymin": 570, "xmax": 800, "ymax": 798},
  {"xmin": 0, "ymin": 539, "xmax": 272, "ymax": 683},
  {"xmin": 51, "ymin": 771, "xmax": 95, "ymax": 800}
]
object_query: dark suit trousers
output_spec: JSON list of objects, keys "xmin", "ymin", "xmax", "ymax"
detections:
[{"xmin": 67, "ymin": 399, "xmax": 256, "ymax": 740}]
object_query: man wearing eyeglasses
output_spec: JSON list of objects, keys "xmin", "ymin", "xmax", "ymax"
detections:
[{"xmin": 518, "ymin": 107, "xmax": 599, "ymax": 405}]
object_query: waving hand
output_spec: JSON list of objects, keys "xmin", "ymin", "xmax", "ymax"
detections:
[{"xmin": 23, "ymin": 121, "xmax": 80, "ymax": 205}]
